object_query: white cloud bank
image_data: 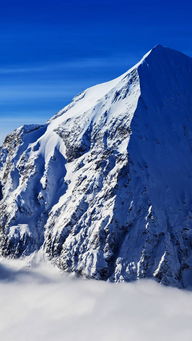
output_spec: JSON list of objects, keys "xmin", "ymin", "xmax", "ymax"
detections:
[{"xmin": 0, "ymin": 258, "xmax": 192, "ymax": 341}]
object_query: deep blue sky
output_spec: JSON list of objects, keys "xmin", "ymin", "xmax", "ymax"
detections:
[{"xmin": 1, "ymin": 0, "xmax": 192, "ymax": 141}]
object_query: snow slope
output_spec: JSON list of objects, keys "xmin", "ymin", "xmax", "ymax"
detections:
[{"xmin": 1, "ymin": 45, "xmax": 192, "ymax": 288}]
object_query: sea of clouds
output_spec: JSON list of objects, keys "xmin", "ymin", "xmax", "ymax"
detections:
[{"xmin": 0, "ymin": 257, "xmax": 192, "ymax": 341}]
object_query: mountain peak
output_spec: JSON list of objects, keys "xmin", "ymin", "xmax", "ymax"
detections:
[
  {"xmin": 140, "ymin": 44, "xmax": 191, "ymax": 66},
  {"xmin": 151, "ymin": 43, "xmax": 165, "ymax": 51},
  {"xmin": 133, "ymin": 44, "xmax": 170, "ymax": 69},
  {"xmin": 140, "ymin": 44, "xmax": 170, "ymax": 61}
]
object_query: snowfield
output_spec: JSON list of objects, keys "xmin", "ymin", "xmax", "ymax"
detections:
[{"xmin": 0, "ymin": 258, "xmax": 192, "ymax": 341}]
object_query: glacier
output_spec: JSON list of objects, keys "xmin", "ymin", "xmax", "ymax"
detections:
[{"xmin": 1, "ymin": 44, "xmax": 192, "ymax": 288}]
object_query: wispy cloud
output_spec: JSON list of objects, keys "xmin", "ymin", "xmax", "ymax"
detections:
[
  {"xmin": 0, "ymin": 116, "xmax": 46, "ymax": 123},
  {"xmin": 0, "ymin": 56, "xmax": 134, "ymax": 75},
  {"xmin": 0, "ymin": 83, "xmax": 84, "ymax": 102}
]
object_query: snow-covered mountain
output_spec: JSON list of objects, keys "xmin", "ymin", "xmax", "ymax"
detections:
[{"xmin": 1, "ymin": 45, "xmax": 192, "ymax": 288}]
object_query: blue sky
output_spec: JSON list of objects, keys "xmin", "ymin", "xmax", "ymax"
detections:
[{"xmin": 1, "ymin": 0, "xmax": 192, "ymax": 142}]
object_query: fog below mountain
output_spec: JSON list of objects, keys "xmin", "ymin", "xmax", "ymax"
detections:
[{"xmin": 0, "ymin": 258, "xmax": 191, "ymax": 341}]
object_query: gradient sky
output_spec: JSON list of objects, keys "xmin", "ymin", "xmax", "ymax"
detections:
[{"xmin": 1, "ymin": 0, "xmax": 192, "ymax": 142}]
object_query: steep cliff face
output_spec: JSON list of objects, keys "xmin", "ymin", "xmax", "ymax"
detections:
[{"xmin": 1, "ymin": 45, "xmax": 192, "ymax": 288}]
